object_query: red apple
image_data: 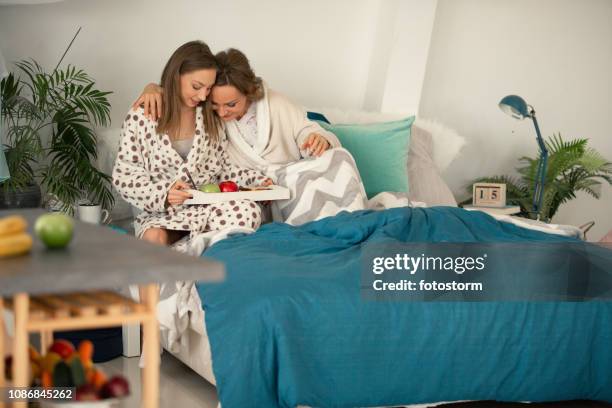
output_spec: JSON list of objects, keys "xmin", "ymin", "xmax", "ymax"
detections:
[
  {"xmin": 219, "ymin": 181, "xmax": 239, "ymax": 192},
  {"xmin": 99, "ymin": 375, "xmax": 130, "ymax": 399},
  {"xmin": 49, "ymin": 339, "xmax": 75, "ymax": 360}
]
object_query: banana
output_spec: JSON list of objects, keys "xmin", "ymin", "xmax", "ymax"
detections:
[
  {"xmin": 0, "ymin": 215, "xmax": 28, "ymax": 237},
  {"xmin": 0, "ymin": 232, "xmax": 33, "ymax": 258}
]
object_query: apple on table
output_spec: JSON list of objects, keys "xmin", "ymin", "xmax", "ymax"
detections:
[{"xmin": 34, "ymin": 213, "xmax": 74, "ymax": 249}]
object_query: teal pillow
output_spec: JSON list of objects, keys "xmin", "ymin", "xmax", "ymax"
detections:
[{"xmin": 319, "ymin": 116, "xmax": 415, "ymax": 198}]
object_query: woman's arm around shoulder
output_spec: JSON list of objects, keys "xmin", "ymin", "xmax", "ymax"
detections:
[{"xmin": 131, "ymin": 83, "xmax": 164, "ymax": 120}]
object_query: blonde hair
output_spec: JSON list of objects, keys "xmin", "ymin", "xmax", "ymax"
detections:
[{"xmin": 157, "ymin": 41, "xmax": 220, "ymax": 141}]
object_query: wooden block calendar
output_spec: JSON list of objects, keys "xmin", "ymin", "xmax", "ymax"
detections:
[{"xmin": 472, "ymin": 183, "xmax": 506, "ymax": 208}]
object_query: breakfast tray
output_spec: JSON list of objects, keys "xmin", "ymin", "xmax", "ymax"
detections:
[{"xmin": 184, "ymin": 185, "xmax": 290, "ymax": 205}]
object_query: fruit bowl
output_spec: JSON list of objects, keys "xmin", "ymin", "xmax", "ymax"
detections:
[{"xmin": 19, "ymin": 339, "xmax": 130, "ymax": 406}]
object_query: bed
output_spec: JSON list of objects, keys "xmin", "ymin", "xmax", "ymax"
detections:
[
  {"xmin": 158, "ymin": 206, "xmax": 611, "ymax": 408},
  {"xmin": 101, "ymin": 114, "xmax": 610, "ymax": 407}
]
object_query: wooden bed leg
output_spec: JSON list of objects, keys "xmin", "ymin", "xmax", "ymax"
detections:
[{"xmin": 141, "ymin": 284, "xmax": 159, "ymax": 408}]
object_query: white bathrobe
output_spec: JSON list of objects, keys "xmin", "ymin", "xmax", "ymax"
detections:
[
  {"xmin": 224, "ymin": 87, "xmax": 369, "ymax": 225},
  {"xmin": 224, "ymin": 86, "xmax": 341, "ymax": 175}
]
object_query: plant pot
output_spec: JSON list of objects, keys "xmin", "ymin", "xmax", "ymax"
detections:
[{"xmin": 0, "ymin": 183, "xmax": 42, "ymax": 209}]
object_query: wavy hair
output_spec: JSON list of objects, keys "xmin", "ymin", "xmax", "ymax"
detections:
[{"xmin": 214, "ymin": 48, "xmax": 264, "ymax": 102}]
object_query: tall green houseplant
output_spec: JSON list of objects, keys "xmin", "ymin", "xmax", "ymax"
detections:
[
  {"xmin": 468, "ymin": 134, "xmax": 612, "ymax": 221},
  {"xmin": 1, "ymin": 59, "xmax": 114, "ymax": 213}
]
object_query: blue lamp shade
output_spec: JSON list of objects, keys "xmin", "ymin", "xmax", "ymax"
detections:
[
  {"xmin": 498, "ymin": 94, "xmax": 549, "ymax": 219},
  {"xmin": 499, "ymin": 95, "xmax": 530, "ymax": 120}
]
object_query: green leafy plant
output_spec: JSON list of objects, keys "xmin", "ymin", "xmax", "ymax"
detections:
[
  {"xmin": 1, "ymin": 56, "xmax": 114, "ymax": 213},
  {"xmin": 465, "ymin": 134, "xmax": 612, "ymax": 221}
]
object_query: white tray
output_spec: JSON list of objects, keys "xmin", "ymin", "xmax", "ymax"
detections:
[{"xmin": 184, "ymin": 185, "xmax": 290, "ymax": 205}]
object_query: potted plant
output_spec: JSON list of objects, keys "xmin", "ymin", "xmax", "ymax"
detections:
[
  {"xmin": 464, "ymin": 134, "xmax": 612, "ymax": 222},
  {"xmin": 0, "ymin": 40, "xmax": 114, "ymax": 214}
]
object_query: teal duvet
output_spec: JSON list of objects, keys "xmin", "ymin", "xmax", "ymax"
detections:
[{"xmin": 197, "ymin": 207, "xmax": 612, "ymax": 407}]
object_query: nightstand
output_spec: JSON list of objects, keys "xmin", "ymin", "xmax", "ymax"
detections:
[{"xmin": 463, "ymin": 204, "xmax": 521, "ymax": 216}]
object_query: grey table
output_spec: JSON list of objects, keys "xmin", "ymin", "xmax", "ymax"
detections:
[{"xmin": 0, "ymin": 209, "xmax": 224, "ymax": 408}]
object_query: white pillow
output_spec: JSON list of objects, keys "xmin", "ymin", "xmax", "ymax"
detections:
[{"xmin": 413, "ymin": 118, "xmax": 465, "ymax": 173}]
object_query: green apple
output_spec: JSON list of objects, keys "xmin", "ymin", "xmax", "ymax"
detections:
[
  {"xmin": 34, "ymin": 213, "xmax": 74, "ymax": 249},
  {"xmin": 199, "ymin": 183, "xmax": 221, "ymax": 193}
]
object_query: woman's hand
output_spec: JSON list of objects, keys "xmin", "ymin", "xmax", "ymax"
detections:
[
  {"xmin": 166, "ymin": 180, "xmax": 193, "ymax": 207},
  {"xmin": 260, "ymin": 178, "xmax": 274, "ymax": 187},
  {"xmin": 132, "ymin": 83, "xmax": 164, "ymax": 120},
  {"xmin": 259, "ymin": 178, "xmax": 274, "ymax": 206},
  {"xmin": 301, "ymin": 133, "xmax": 331, "ymax": 157}
]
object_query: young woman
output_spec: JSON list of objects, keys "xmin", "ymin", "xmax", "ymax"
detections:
[{"xmin": 113, "ymin": 41, "xmax": 269, "ymax": 247}]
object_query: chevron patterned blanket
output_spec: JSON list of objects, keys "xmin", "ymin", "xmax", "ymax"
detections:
[{"xmin": 270, "ymin": 147, "xmax": 369, "ymax": 225}]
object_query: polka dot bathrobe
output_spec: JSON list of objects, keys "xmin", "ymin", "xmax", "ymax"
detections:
[{"xmin": 112, "ymin": 107, "xmax": 266, "ymax": 247}]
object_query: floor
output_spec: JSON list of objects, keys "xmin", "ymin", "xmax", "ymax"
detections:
[
  {"xmin": 99, "ymin": 353, "xmax": 219, "ymax": 408},
  {"xmin": 101, "ymin": 354, "xmax": 611, "ymax": 408}
]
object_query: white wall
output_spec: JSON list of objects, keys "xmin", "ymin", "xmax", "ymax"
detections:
[
  {"xmin": 420, "ymin": 0, "xmax": 612, "ymax": 241},
  {"xmin": 0, "ymin": 0, "xmax": 435, "ymax": 125},
  {"xmin": 0, "ymin": 0, "xmax": 382, "ymax": 125},
  {"xmin": 380, "ymin": 0, "xmax": 437, "ymax": 114},
  {"xmin": 363, "ymin": 0, "xmax": 437, "ymax": 114}
]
